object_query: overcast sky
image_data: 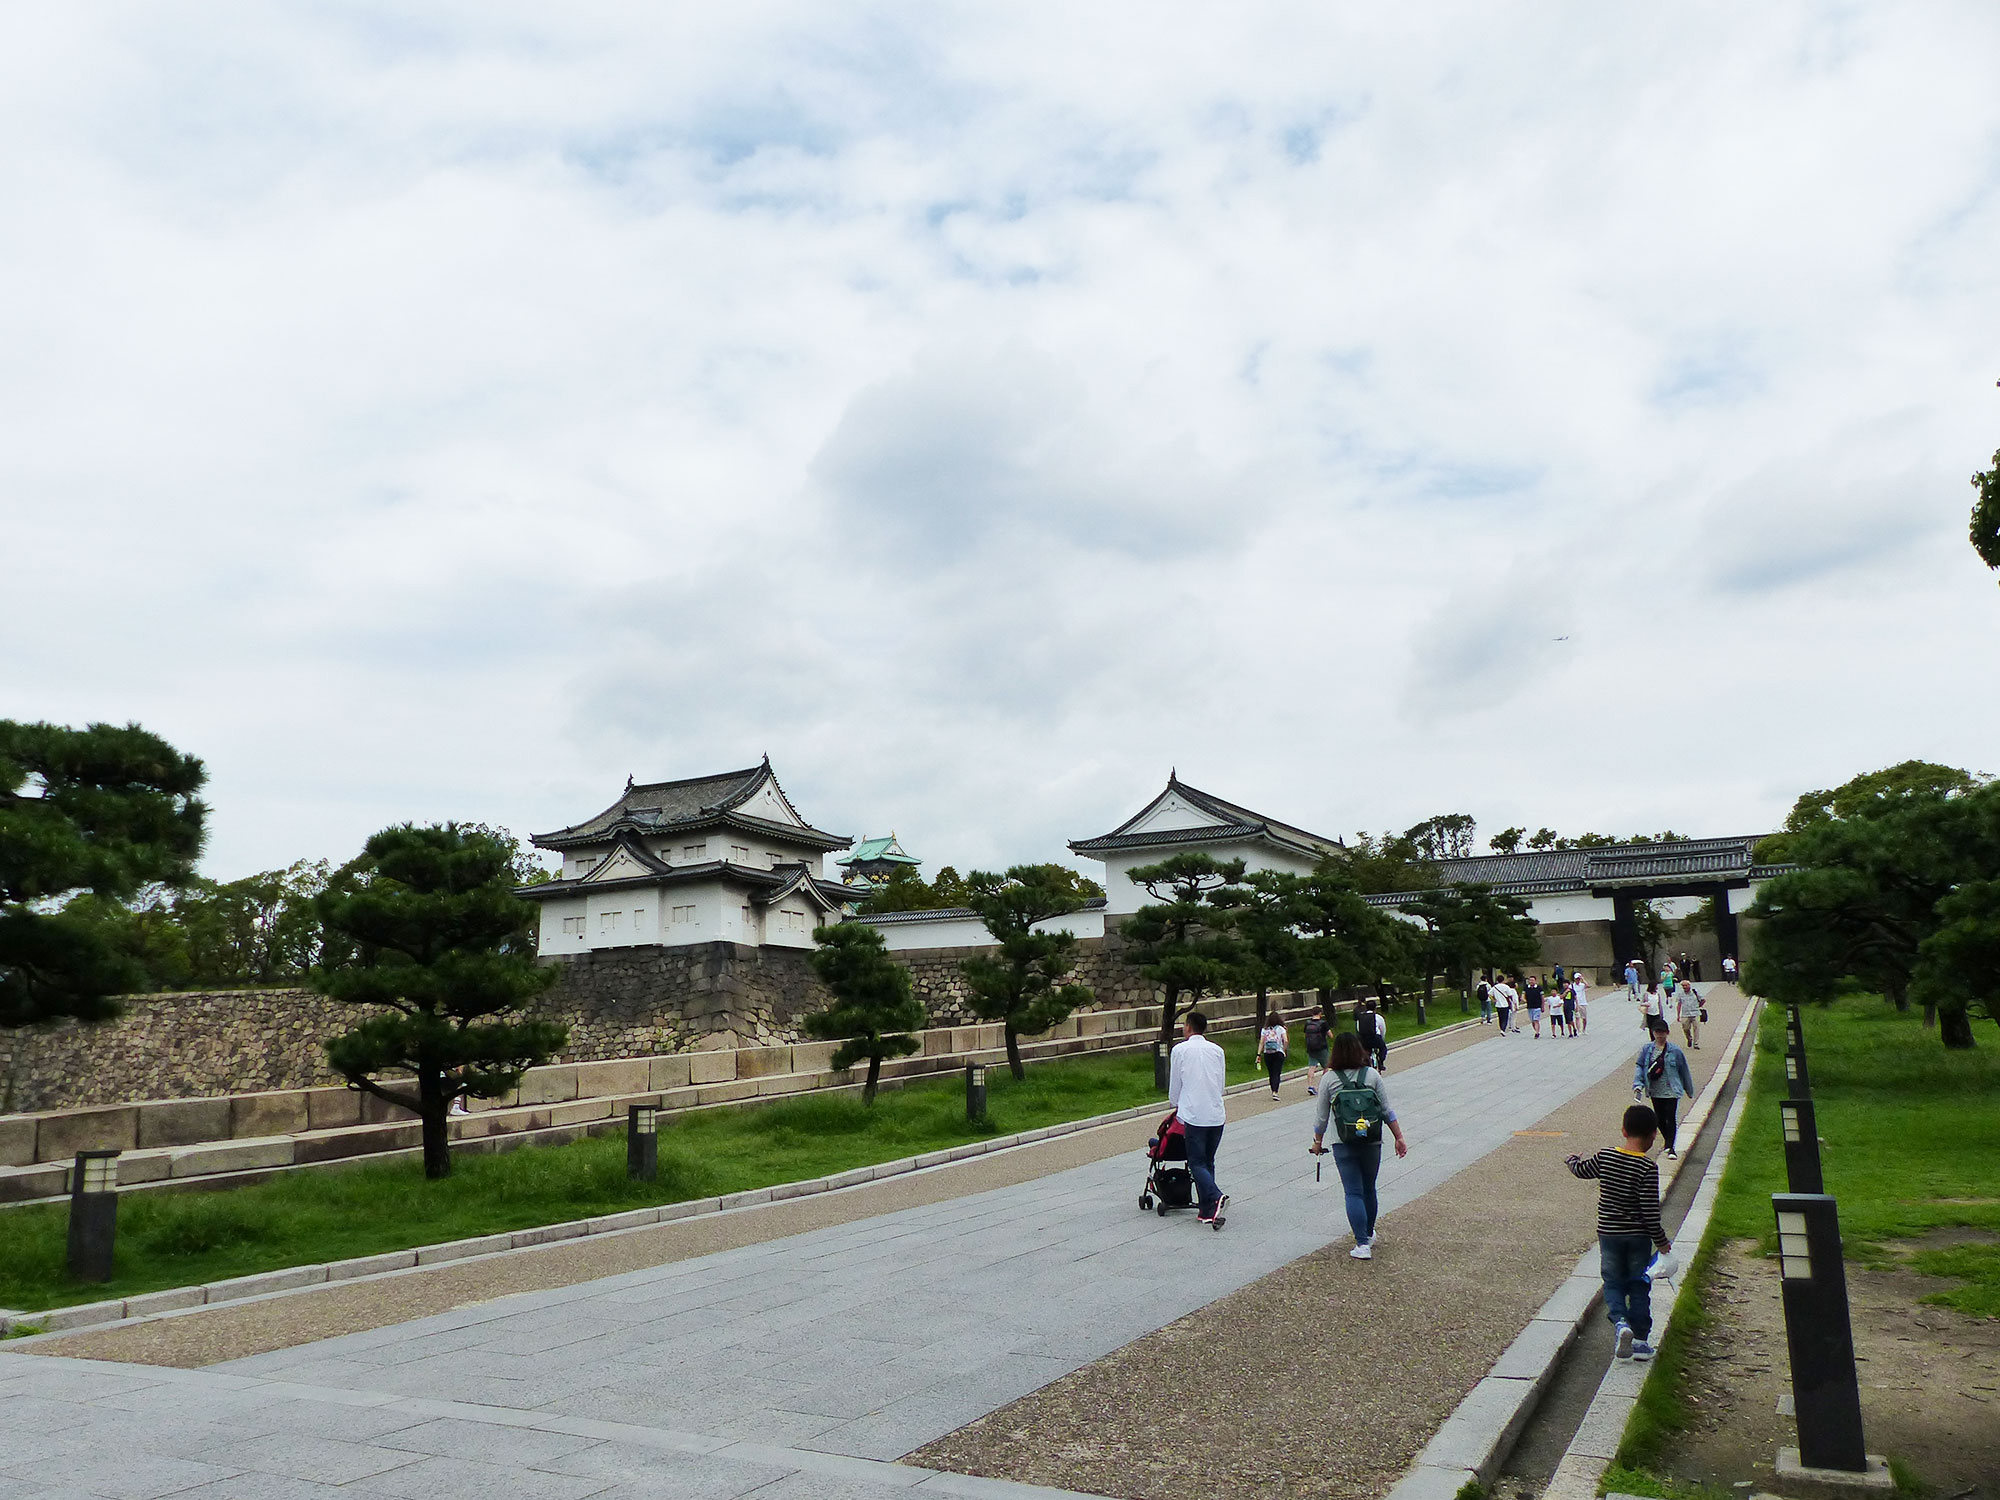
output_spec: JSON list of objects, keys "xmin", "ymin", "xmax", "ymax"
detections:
[{"xmin": 7, "ymin": 4, "xmax": 1999, "ymax": 882}]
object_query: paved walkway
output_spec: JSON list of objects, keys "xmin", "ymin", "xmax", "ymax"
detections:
[{"xmin": 0, "ymin": 996, "xmax": 1695, "ymax": 1500}]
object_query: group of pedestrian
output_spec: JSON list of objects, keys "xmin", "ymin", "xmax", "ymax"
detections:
[
  {"xmin": 1263, "ymin": 997, "xmax": 1390, "ymax": 1102},
  {"xmin": 1476, "ymin": 970, "xmax": 1588, "ymax": 1036},
  {"xmin": 1163, "ymin": 959, "xmax": 1709, "ymax": 1339},
  {"xmin": 1171, "ymin": 1000, "xmax": 1407, "ymax": 1242}
]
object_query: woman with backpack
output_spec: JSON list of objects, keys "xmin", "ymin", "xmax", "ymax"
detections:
[
  {"xmin": 1309, "ymin": 1031, "xmax": 1409, "ymax": 1260},
  {"xmin": 1258, "ymin": 1013, "xmax": 1289, "ymax": 1098}
]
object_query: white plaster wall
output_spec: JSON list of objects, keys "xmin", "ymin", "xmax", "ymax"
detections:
[
  {"xmin": 739, "ymin": 781, "xmax": 802, "ymax": 827},
  {"xmin": 1126, "ymin": 793, "xmax": 1227, "ymax": 835},
  {"xmin": 865, "ymin": 913, "xmax": 992, "ymax": 951},
  {"xmin": 537, "ymin": 895, "xmax": 591, "ymax": 957},
  {"xmin": 1095, "ymin": 840, "xmax": 1319, "ymax": 915},
  {"xmin": 1526, "ymin": 891, "xmax": 1616, "ymax": 924},
  {"xmin": 764, "ymin": 901, "xmax": 820, "ymax": 949},
  {"xmin": 1729, "ymin": 881, "xmax": 1777, "ymax": 914}
]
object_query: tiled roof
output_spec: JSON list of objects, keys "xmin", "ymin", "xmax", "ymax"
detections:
[
  {"xmin": 1364, "ymin": 835, "xmax": 1775, "ymax": 902},
  {"xmin": 1070, "ymin": 774, "xmax": 1341, "ymax": 858},
  {"xmin": 533, "ymin": 760, "xmax": 849, "ymax": 852},
  {"xmin": 838, "ymin": 834, "xmax": 921, "ymax": 869},
  {"xmin": 518, "ymin": 850, "xmax": 854, "ymax": 908}
]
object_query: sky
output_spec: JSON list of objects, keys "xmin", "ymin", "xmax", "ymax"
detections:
[{"xmin": 5, "ymin": 3, "xmax": 2000, "ymax": 882}]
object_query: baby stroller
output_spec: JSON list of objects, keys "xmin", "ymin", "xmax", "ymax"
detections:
[{"xmin": 1140, "ymin": 1109, "xmax": 1195, "ymax": 1215}]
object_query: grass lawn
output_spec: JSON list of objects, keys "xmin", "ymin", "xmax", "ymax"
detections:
[
  {"xmin": 1705, "ymin": 992, "xmax": 2000, "ymax": 1317},
  {"xmin": 0, "ymin": 1010, "xmax": 1470, "ymax": 1316},
  {"xmin": 1610, "ymin": 993, "xmax": 1999, "ymax": 1491}
]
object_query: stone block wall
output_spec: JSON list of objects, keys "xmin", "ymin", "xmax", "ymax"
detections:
[
  {"xmin": 896, "ymin": 932, "xmax": 1159, "ymax": 1025},
  {"xmin": 531, "ymin": 942, "xmax": 833, "ymax": 1056},
  {"xmin": 1, "ymin": 932, "xmax": 1160, "ymax": 1114},
  {"xmin": 0, "ymin": 989, "xmax": 353, "ymax": 1116}
]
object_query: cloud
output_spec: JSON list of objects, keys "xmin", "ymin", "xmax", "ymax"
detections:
[{"xmin": 3, "ymin": 4, "xmax": 2000, "ymax": 882}]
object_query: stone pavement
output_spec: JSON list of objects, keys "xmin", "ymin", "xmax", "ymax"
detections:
[{"xmin": 1, "ymin": 995, "xmax": 1695, "ymax": 1500}]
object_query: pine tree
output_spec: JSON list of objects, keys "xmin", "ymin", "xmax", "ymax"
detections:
[
  {"xmin": 312, "ymin": 824, "xmax": 565, "ymax": 1179},
  {"xmin": 1120, "ymin": 853, "xmax": 1246, "ymax": 1044},
  {"xmin": 958, "ymin": 866, "xmax": 1095, "ymax": 1079},
  {"xmin": 806, "ymin": 921, "xmax": 926, "ymax": 1102},
  {"xmin": 0, "ymin": 720, "xmax": 207, "ymax": 1033}
]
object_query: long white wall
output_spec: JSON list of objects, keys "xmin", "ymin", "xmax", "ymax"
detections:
[
  {"xmin": 1097, "ymin": 841, "xmax": 1319, "ymax": 915},
  {"xmin": 863, "ymin": 908, "xmax": 1108, "ymax": 951}
]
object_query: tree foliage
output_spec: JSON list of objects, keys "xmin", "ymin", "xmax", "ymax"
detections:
[
  {"xmin": 1402, "ymin": 813, "xmax": 1477, "ymax": 861},
  {"xmin": 1121, "ymin": 853, "xmax": 1247, "ymax": 1042},
  {"xmin": 312, "ymin": 824, "xmax": 564, "ymax": 1179},
  {"xmin": 805, "ymin": 921, "xmax": 926, "ymax": 1102},
  {"xmin": 1756, "ymin": 760, "xmax": 1981, "ymax": 865},
  {"xmin": 1972, "ymin": 448, "xmax": 2000, "ymax": 576},
  {"xmin": 1746, "ymin": 765, "xmax": 2000, "ymax": 1048},
  {"xmin": 958, "ymin": 866, "xmax": 1094, "ymax": 1079},
  {"xmin": 1343, "ymin": 830, "xmax": 1438, "ymax": 895},
  {"xmin": 1399, "ymin": 882, "xmax": 1541, "ymax": 1015},
  {"xmin": 0, "ymin": 720, "xmax": 207, "ymax": 1029}
]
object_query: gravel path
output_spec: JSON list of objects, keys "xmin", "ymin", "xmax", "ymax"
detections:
[{"xmin": 907, "ymin": 987, "xmax": 1750, "ymax": 1500}]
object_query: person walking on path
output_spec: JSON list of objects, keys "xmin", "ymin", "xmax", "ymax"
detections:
[
  {"xmin": 1524, "ymin": 974, "xmax": 1546, "ymax": 1038},
  {"xmin": 1476, "ymin": 975, "xmax": 1493, "ymax": 1025},
  {"xmin": 1303, "ymin": 1006, "xmax": 1331, "ymax": 1094},
  {"xmin": 1355, "ymin": 997, "xmax": 1390, "ymax": 1070},
  {"xmin": 1258, "ymin": 1013, "xmax": 1289, "ymax": 1098},
  {"xmin": 1560, "ymin": 978, "xmax": 1578, "ymax": 1037},
  {"xmin": 1625, "ymin": 960, "xmax": 1641, "ymax": 1001},
  {"xmin": 1571, "ymin": 974, "xmax": 1590, "ymax": 1035},
  {"xmin": 1565, "ymin": 1103, "xmax": 1674, "ymax": 1361},
  {"xmin": 1641, "ymin": 982, "xmax": 1667, "ymax": 1032},
  {"xmin": 1167, "ymin": 1010, "xmax": 1229, "ymax": 1228},
  {"xmin": 1492, "ymin": 976, "xmax": 1516, "ymax": 1034},
  {"xmin": 1722, "ymin": 954, "xmax": 1738, "ymax": 986},
  {"xmin": 1676, "ymin": 982, "xmax": 1703, "ymax": 1049},
  {"xmin": 1310, "ymin": 1030, "xmax": 1409, "ymax": 1260},
  {"xmin": 1635, "ymin": 1015, "xmax": 1697, "ymax": 1159}
]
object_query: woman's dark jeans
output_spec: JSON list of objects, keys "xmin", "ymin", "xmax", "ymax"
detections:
[
  {"xmin": 1331, "ymin": 1139, "xmax": 1383, "ymax": 1243},
  {"xmin": 1264, "ymin": 1053, "xmax": 1285, "ymax": 1091}
]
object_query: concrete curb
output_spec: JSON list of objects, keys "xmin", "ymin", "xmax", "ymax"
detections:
[
  {"xmin": 1383, "ymin": 991, "xmax": 1763, "ymax": 1500},
  {"xmin": 0, "ymin": 1017, "xmax": 1484, "ymax": 1342},
  {"xmin": 1540, "ymin": 996, "xmax": 1765, "ymax": 1500}
]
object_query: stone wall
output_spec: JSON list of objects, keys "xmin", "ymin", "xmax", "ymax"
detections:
[
  {"xmin": 896, "ymin": 932, "xmax": 1159, "ymax": 1025},
  {"xmin": 1, "ymin": 933, "xmax": 1158, "ymax": 1115},
  {"xmin": 0, "ymin": 989, "xmax": 352, "ymax": 1116},
  {"xmin": 531, "ymin": 942, "xmax": 832, "ymax": 1055}
]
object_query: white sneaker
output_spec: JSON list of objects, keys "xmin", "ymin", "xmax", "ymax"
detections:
[{"xmin": 1350, "ymin": 1243, "xmax": 1372, "ymax": 1260}]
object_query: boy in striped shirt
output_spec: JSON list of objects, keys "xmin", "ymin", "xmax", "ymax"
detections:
[{"xmin": 1565, "ymin": 1104, "xmax": 1674, "ymax": 1360}]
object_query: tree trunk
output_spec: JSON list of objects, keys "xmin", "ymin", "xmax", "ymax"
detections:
[
  {"xmin": 863, "ymin": 1052, "xmax": 883, "ymax": 1103},
  {"xmin": 1939, "ymin": 1005, "xmax": 1976, "ymax": 1050},
  {"xmin": 418, "ymin": 1069, "xmax": 452, "ymax": 1180},
  {"xmin": 1005, "ymin": 1024, "xmax": 1025, "ymax": 1081},
  {"xmin": 1255, "ymin": 986, "xmax": 1269, "ymax": 1034},
  {"xmin": 1420, "ymin": 966, "xmax": 1433, "ymax": 1027},
  {"xmin": 1157, "ymin": 984, "xmax": 1181, "ymax": 1046},
  {"xmin": 1889, "ymin": 982, "xmax": 1911, "ymax": 1015}
]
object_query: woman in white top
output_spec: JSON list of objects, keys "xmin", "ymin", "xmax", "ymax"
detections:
[
  {"xmin": 1571, "ymin": 975, "xmax": 1590, "ymax": 1035},
  {"xmin": 1641, "ymin": 984, "xmax": 1667, "ymax": 1031},
  {"xmin": 1258, "ymin": 1015, "xmax": 1289, "ymax": 1097}
]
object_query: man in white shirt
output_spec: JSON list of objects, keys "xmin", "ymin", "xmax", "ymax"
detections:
[{"xmin": 1167, "ymin": 1010, "xmax": 1229, "ymax": 1228}]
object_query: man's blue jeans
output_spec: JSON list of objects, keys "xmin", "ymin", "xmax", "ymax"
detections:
[
  {"xmin": 1182, "ymin": 1123, "xmax": 1224, "ymax": 1217},
  {"xmin": 1331, "ymin": 1140, "xmax": 1383, "ymax": 1243},
  {"xmin": 1600, "ymin": 1232, "xmax": 1655, "ymax": 1340}
]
